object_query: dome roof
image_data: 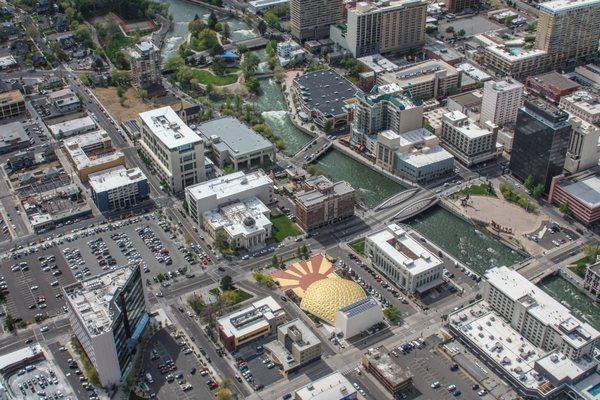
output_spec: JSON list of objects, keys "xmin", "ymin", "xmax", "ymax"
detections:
[
  {"xmin": 300, "ymin": 277, "xmax": 366, "ymax": 324},
  {"xmin": 243, "ymin": 216, "xmax": 255, "ymax": 227}
]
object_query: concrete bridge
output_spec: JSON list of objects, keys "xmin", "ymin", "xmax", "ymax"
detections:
[
  {"xmin": 230, "ymin": 36, "xmax": 269, "ymax": 49},
  {"xmin": 374, "ymin": 188, "xmax": 420, "ymax": 212},
  {"xmin": 391, "ymin": 196, "xmax": 439, "ymax": 222}
]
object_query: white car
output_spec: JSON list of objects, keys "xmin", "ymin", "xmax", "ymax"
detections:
[
  {"xmin": 447, "ymin": 384, "xmax": 456, "ymax": 391},
  {"xmin": 40, "ymin": 326, "xmax": 49, "ymax": 333},
  {"xmin": 431, "ymin": 382, "xmax": 440, "ymax": 389}
]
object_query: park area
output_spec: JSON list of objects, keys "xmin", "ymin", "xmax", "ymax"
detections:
[
  {"xmin": 191, "ymin": 68, "xmax": 239, "ymax": 86},
  {"xmin": 270, "ymin": 215, "xmax": 302, "ymax": 242}
]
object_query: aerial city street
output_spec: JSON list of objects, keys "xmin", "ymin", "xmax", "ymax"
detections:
[{"xmin": 0, "ymin": 0, "xmax": 598, "ymax": 398}]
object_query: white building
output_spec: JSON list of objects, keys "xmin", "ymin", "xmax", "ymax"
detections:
[
  {"xmin": 294, "ymin": 372, "xmax": 357, "ymax": 400},
  {"xmin": 277, "ymin": 40, "xmax": 306, "ymax": 67},
  {"xmin": 480, "ymin": 79, "xmax": 524, "ymax": 127},
  {"xmin": 139, "ymin": 106, "xmax": 205, "ymax": 192},
  {"xmin": 48, "ymin": 115, "xmax": 96, "ymax": 139},
  {"xmin": 248, "ymin": 0, "xmax": 288, "ymax": 13},
  {"xmin": 185, "ymin": 170, "xmax": 273, "ymax": 227},
  {"xmin": 203, "ymin": 197, "xmax": 272, "ymax": 250},
  {"xmin": 64, "ymin": 265, "xmax": 149, "ymax": 387},
  {"xmin": 441, "ymin": 110, "xmax": 500, "ymax": 166},
  {"xmin": 335, "ymin": 297, "xmax": 384, "ymax": 338},
  {"xmin": 364, "ymin": 224, "xmax": 444, "ymax": 294},
  {"xmin": 89, "ymin": 166, "xmax": 150, "ymax": 213},
  {"xmin": 564, "ymin": 117, "xmax": 600, "ymax": 173},
  {"xmin": 559, "ymin": 91, "xmax": 600, "ymax": 124}
]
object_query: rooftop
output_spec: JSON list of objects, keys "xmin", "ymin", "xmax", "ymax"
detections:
[
  {"xmin": 89, "ymin": 166, "xmax": 147, "ymax": 193},
  {"xmin": 0, "ymin": 121, "xmax": 29, "ymax": 146},
  {"xmin": 294, "ymin": 70, "xmax": 357, "ymax": 117},
  {"xmin": 196, "ymin": 117, "xmax": 274, "ymax": 157},
  {"xmin": 528, "ymin": 72, "xmax": 580, "ymax": 92},
  {"xmin": 217, "ymin": 296, "xmax": 284, "ymax": 339},
  {"xmin": 443, "ymin": 111, "xmax": 497, "ymax": 139},
  {"xmin": 0, "ymin": 90, "xmax": 24, "ymax": 105},
  {"xmin": 539, "ymin": 0, "xmax": 600, "ymax": 13},
  {"xmin": 397, "ymin": 144, "xmax": 454, "ymax": 168},
  {"xmin": 379, "ymin": 60, "xmax": 458, "ymax": 89},
  {"xmin": 64, "ymin": 130, "xmax": 123, "ymax": 170},
  {"xmin": 294, "ymin": 372, "xmax": 357, "ymax": 400},
  {"xmin": 560, "ymin": 91, "xmax": 600, "ymax": 116},
  {"xmin": 367, "ymin": 224, "xmax": 443, "ymax": 276},
  {"xmin": 48, "ymin": 115, "xmax": 96, "ymax": 137},
  {"xmin": 186, "ymin": 170, "xmax": 273, "ymax": 202},
  {"xmin": 350, "ymin": 0, "xmax": 426, "ymax": 15},
  {"xmin": 65, "ymin": 266, "xmax": 138, "ymax": 336},
  {"xmin": 457, "ymin": 63, "xmax": 492, "ymax": 82},
  {"xmin": 363, "ymin": 347, "xmax": 413, "ymax": 387},
  {"xmin": 560, "ymin": 174, "xmax": 600, "ymax": 209},
  {"xmin": 357, "ymin": 54, "xmax": 400, "ymax": 74},
  {"xmin": 204, "ymin": 197, "xmax": 271, "ymax": 239},
  {"xmin": 295, "ymin": 176, "xmax": 354, "ymax": 207},
  {"xmin": 139, "ymin": 106, "xmax": 202, "ymax": 150},
  {"xmin": 338, "ymin": 296, "xmax": 380, "ymax": 318}
]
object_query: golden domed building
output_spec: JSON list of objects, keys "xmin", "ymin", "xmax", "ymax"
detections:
[{"xmin": 299, "ymin": 277, "xmax": 366, "ymax": 324}]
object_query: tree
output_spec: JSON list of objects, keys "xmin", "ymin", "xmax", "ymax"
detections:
[
  {"xmin": 216, "ymin": 387, "xmax": 233, "ymax": 400},
  {"xmin": 323, "ymin": 119, "xmax": 332, "ymax": 133},
  {"xmin": 74, "ymin": 24, "xmax": 93, "ymax": 47},
  {"xmin": 188, "ymin": 295, "xmax": 205, "ymax": 315},
  {"xmin": 215, "ymin": 231, "xmax": 230, "ymax": 251},
  {"xmin": 383, "ymin": 306, "xmax": 402, "ymax": 324},
  {"xmin": 222, "ymin": 22, "xmax": 231, "ymax": 41},
  {"xmin": 457, "ymin": 29, "xmax": 466, "ymax": 37},
  {"xmin": 208, "ymin": 11, "xmax": 218, "ymax": 30},
  {"xmin": 241, "ymin": 52, "xmax": 260, "ymax": 78},
  {"xmin": 211, "ymin": 59, "xmax": 227, "ymax": 76},
  {"xmin": 524, "ymin": 175, "xmax": 534, "ymax": 190},
  {"xmin": 4, "ymin": 313, "xmax": 15, "ymax": 332},
  {"xmin": 220, "ymin": 275, "xmax": 234, "ymax": 291},
  {"xmin": 264, "ymin": 12, "xmax": 281, "ymax": 30},
  {"xmin": 306, "ymin": 164, "xmax": 321, "ymax": 176},
  {"xmin": 110, "ymin": 70, "xmax": 131, "ymax": 88},
  {"xmin": 445, "ymin": 26, "xmax": 455, "ymax": 34},
  {"xmin": 257, "ymin": 19, "xmax": 267, "ymax": 35},
  {"xmin": 245, "ymin": 77, "xmax": 260, "ymax": 95},
  {"xmin": 220, "ymin": 290, "xmax": 237, "ymax": 306},
  {"xmin": 165, "ymin": 56, "xmax": 184, "ymax": 72},
  {"xmin": 253, "ymin": 271, "xmax": 276, "ymax": 288},
  {"xmin": 189, "ymin": 17, "xmax": 207, "ymax": 37},
  {"xmin": 79, "ymin": 72, "xmax": 92, "ymax": 86},
  {"xmin": 532, "ymin": 183, "xmax": 544, "ymax": 198},
  {"xmin": 182, "ymin": 199, "xmax": 189, "ymax": 214},
  {"xmin": 559, "ymin": 201, "xmax": 572, "ymax": 216},
  {"xmin": 584, "ymin": 245, "xmax": 600, "ymax": 262},
  {"xmin": 271, "ymin": 254, "xmax": 280, "ymax": 268}
]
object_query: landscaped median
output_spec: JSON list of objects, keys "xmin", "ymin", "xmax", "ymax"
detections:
[{"xmin": 348, "ymin": 238, "xmax": 365, "ymax": 256}]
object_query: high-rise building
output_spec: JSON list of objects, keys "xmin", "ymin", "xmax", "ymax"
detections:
[
  {"xmin": 509, "ymin": 98, "xmax": 571, "ymax": 191},
  {"xmin": 139, "ymin": 106, "xmax": 205, "ymax": 193},
  {"xmin": 378, "ymin": 60, "xmax": 460, "ymax": 100},
  {"xmin": 64, "ymin": 265, "xmax": 149, "ymax": 387},
  {"xmin": 564, "ymin": 117, "xmax": 600, "ymax": 173},
  {"xmin": 331, "ymin": 0, "xmax": 426, "ymax": 58},
  {"xmin": 441, "ymin": 111, "xmax": 500, "ymax": 167},
  {"xmin": 444, "ymin": 0, "xmax": 480, "ymax": 13},
  {"xmin": 535, "ymin": 0, "xmax": 600, "ymax": 69},
  {"xmin": 128, "ymin": 41, "xmax": 162, "ymax": 89},
  {"xmin": 290, "ymin": 0, "xmax": 343, "ymax": 40},
  {"xmin": 479, "ymin": 79, "xmax": 523, "ymax": 127}
]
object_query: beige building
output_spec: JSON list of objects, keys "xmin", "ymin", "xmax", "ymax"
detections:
[
  {"xmin": 290, "ymin": 0, "xmax": 343, "ymax": 40},
  {"xmin": 559, "ymin": 91, "xmax": 600, "ymax": 125},
  {"xmin": 441, "ymin": 110, "xmax": 500, "ymax": 166},
  {"xmin": 331, "ymin": 0, "xmax": 426, "ymax": 58},
  {"xmin": 265, "ymin": 319, "xmax": 322, "ymax": 374},
  {"xmin": 0, "ymin": 90, "xmax": 25, "ymax": 120},
  {"xmin": 479, "ymin": 79, "xmax": 523, "ymax": 127},
  {"xmin": 128, "ymin": 41, "xmax": 162, "ymax": 89},
  {"xmin": 564, "ymin": 117, "xmax": 600, "ymax": 173},
  {"xmin": 64, "ymin": 130, "xmax": 126, "ymax": 182},
  {"xmin": 378, "ymin": 60, "xmax": 460, "ymax": 100}
]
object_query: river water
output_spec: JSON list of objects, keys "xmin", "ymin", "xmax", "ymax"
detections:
[{"xmin": 160, "ymin": 0, "xmax": 578, "ymax": 311}]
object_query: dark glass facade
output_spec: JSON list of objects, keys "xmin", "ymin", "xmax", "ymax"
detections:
[
  {"xmin": 509, "ymin": 99, "xmax": 571, "ymax": 191},
  {"xmin": 110, "ymin": 265, "xmax": 147, "ymax": 373}
]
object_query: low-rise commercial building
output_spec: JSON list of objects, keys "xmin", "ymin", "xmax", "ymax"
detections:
[
  {"xmin": 49, "ymin": 88, "xmax": 81, "ymax": 113},
  {"xmin": 0, "ymin": 121, "xmax": 30, "ymax": 154},
  {"xmin": 265, "ymin": 319, "xmax": 322, "ymax": 374},
  {"xmin": 294, "ymin": 372, "xmax": 357, "ymax": 400},
  {"xmin": 549, "ymin": 170, "xmax": 600, "ymax": 225},
  {"xmin": 294, "ymin": 175, "xmax": 354, "ymax": 231},
  {"xmin": 441, "ymin": 110, "xmax": 500, "ymax": 166},
  {"xmin": 377, "ymin": 60, "xmax": 460, "ymax": 100},
  {"xmin": 48, "ymin": 115, "xmax": 96, "ymax": 139},
  {"xmin": 276, "ymin": 40, "xmax": 306, "ymax": 67},
  {"xmin": 89, "ymin": 167, "xmax": 149, "ymax": 213},
  {"xmin": 185, "ymin": 170, "xmax": 274, "ymax": 227},
  {"xmin": 248, "ymin": 0, "xmax": 288, "ymax": 13},
  {"xmin": 365, "ymin": 224, "xmax": 444, "ymax": 294},
  {"xmin": 196, "ymin": 117, "xmax": 275, "ymax": 171},
  {"xmin": 584, "ymin": 262, "xmax": 600, "ymax": 302},
  {"xmin": 574, "ymin": 64, "xmax": 600, "ymax": 86},
  {"xmin": 217, "ymin": 296, "xmax": 286, "ymax": 351},
  {"xmin": 525, "ymin": 72, "xmax": 581, "ymax": 104},
  {"xmin": 64, "ymin": 265, "xmax": 149, "ymax": 387},
  {"xmin": 362, "ymin": 347, "xmax": 413, "ymax": 396},
  {"xmin": 293, "ymin": 70, "xmax": 357, "ymax": 131},
  {"xmin": 139, "ymin": 106, "xmax": 205, "ymax": 192},
  {"xmin": 0, "ymin": 90, "xmax": 25, "ymax": 120},
  {"xmin": 63, "ymin": 130, "xmax": 125, "ymax": 181},
  {"xmin": 447, "ymin": 90, "xmax": 483, "ymax": 121},
  {"xmin": 559, "ymin": 91, "xmax": 600, "ymax": 125},
  {"xmin": 335, "ymin": 297, "xmax": 384, "ymax": 338}
]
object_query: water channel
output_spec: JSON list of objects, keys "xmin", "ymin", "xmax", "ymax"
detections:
[{"xmin": 158, "ymin": 0, "xmax": 594, "ymax": 322}]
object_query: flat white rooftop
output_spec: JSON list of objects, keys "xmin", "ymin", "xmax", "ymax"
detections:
[
  {"xmin": 294, "ymin": 372, "xmax": 357, "ymax": 400},
  {"xmin": 368, "ymin": 224, "xmax": 442, "ymax": 276},
  {"xmin": 540, "ymin": 0, "xmax": 600, "ymax": 13},
  {"xmin": 89, "ymin": 166, "xmax": 147, "ymax": 193},
  {"xmin": 204, "ymin": 197, "xmax": 270, "ymax": 238},
  {"xmin": 217, "ymin": 296, "xmax": 283, "ymax": 339},
  {"xmin": 444, "ymin": 111, "xmax": 495, "ymax": 140},
  {"xmin": 561, "ymin": 175, "xmax": 600, "ymax": 209},
  {"xmin": 186, "ymin": 170, "xmax": 272, "ymax": 202},
  {"xmin": 139, "ymin": 106, "xmax": 201, "ymax": 150},
  {"xmin": 49, "ymin": 116, "xmax": 96, "ymax": 137},
  {"xmin": 397, "ymin": 145, "xmax": 454, "ymax": 168}
]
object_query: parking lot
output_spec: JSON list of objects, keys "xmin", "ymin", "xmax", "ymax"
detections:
[
  {"xmin": 48, "ymin": 342, "xmax": 94, "ymax": 400},
  {"xmin": 528, "ymin": 222, "xmax": 579, "ymax": 251},
  {"xmin": 140, "ymin": 328, "xmax": 213, "ymax": 400},
  {"xmin": 1, "ymin": 247, "xmax": 76, "ymax": 324},
  {"xmin": 233, "ymin": 335, "xmax": 284, "ymax": 391},
  {"xmin": 7, "ymin": 359, "xmax": 74, "ymax": 400}
]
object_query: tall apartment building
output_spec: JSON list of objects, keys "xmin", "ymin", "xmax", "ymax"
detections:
[
  {"xmin": 364, "ymin": 224, "xmax": 444, "ymax": 294},
  {"xmin": 128, "ymin": 41, "xmax": 162, "ymax": 89},
  {"xmin": 444, "ymin": 0, "xmax": 480, "ymax": 13},
  {"xmin": 441, "ymin": 111, "xmax": 499, "ymax": 167},
  {"xmin": 64, "ymin": 265, "xmax": 148, "ymax": 387},
  {"xmin": 294, "ymin": 175, "xmax": 355, "ymax": 231},
  {"xmin": 0, "ymin": 90, "xmax": 25, "ymax": 120},
  {"xmin": 479, "ymin": 79, "xmax": 523, "ymax": 127},
  {"xmin": 509, "ymin": 98, "xmax": 571, "ymax": 191},
  {"xmin": 484, "ymin": 266, "xmax": 599, "ymax": 360},
  {"xmin": 290, "ymin": 0, "xmax": 343, "ymax": 40},
  {"xmin": 536, "ymin": 0, "xmax": 600, "ymax": 69},
  {"xmin": 139, "ymin": 106, "xmax": 205, "ymax": 193},
  {"xmin": 333, "ymin": 0, "xmax": 426, "ymax": 58},
  {"xmin": 351, "ymin": 86, "xmax": 423, "ymax": 153},
  {"xmin": 564, "ymin": 117, "xmax": 600, "ymax": 173}
]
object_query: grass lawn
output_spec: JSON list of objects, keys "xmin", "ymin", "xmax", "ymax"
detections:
[
  {"xmin": 209, "ymin": 287, "xmax": 221, "ymax": 296},
  {"xmin": 105, "ymin": 33, "xmax": 134, "ymax": 63},
  {"xmin": 231, "ymin": 289, "xmax": 253, "ymax": 304},
  {"xmin": 191, "ymin": 69, "xmax": 238, "ymax": 86},
  {"xmin": 349, "ymin": 238, "xmax": 365, "ymax": 256},
  {"xmin": 569, "ymin": 265, "xmax": 588, "ymax": 279},
  {"xmin": 271, "ymin": 215, "xmax": 302, "ymax": 242},
  {"xmin": 458, "ymin": 183, "xmax": 496, "ymax": 197}
]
